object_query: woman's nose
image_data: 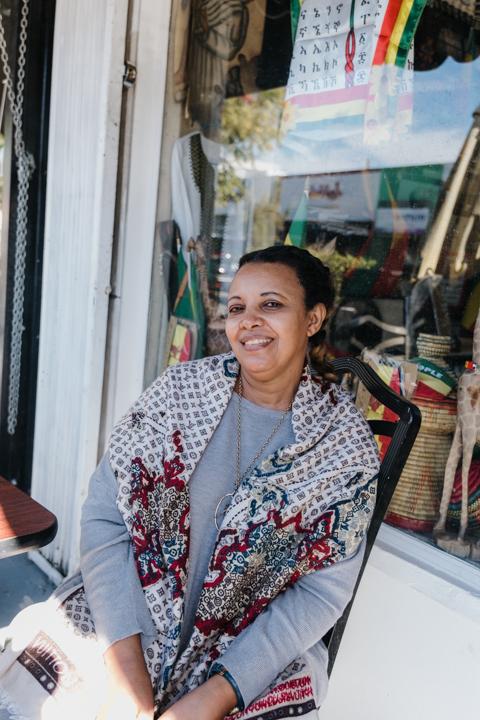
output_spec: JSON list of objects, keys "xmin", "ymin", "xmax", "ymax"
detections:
[{"xmin": 239, "ymin": 312, "xmax": 263, "ymax": 329}]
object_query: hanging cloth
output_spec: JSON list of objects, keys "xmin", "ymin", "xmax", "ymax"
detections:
[{"xmin": 282, "ymin": 0, "xmax": 428, "ymax": 145}]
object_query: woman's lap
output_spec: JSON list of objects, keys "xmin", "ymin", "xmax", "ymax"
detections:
[{"xmin": 0, "ymin": 586, "xmax": 321, "ymax": 719}]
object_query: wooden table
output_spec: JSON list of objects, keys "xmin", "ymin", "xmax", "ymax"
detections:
[{"xmin": 0, "ymin": 477, "xmax": 58, "ymax": 559}]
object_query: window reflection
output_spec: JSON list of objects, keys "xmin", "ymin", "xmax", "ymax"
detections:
[{"xmin": 153, "ymin": 0, "xmax": 480, "ymax": 566}]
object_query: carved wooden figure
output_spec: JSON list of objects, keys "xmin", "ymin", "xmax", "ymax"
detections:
[{"xmin": 434, "ymin": 309, "xmax": 480, "ymax": 560}]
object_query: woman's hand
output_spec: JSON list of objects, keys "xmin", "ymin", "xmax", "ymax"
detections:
[
  {"xmin": 158, "ymin": 674, "xmax": 238, "ymax": 720},
  {"xmin": 97, "ymin": 635, "xmax": 154, "ymax": 720}
]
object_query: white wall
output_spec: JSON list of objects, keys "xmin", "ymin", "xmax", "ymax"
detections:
[{"xmin": 320, "ymin": 529, "xmax": 480, "ymax": 719}]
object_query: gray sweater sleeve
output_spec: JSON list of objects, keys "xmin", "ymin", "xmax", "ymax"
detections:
[
  {"xmin": 79, "ymin": 454, "xmax": 156, "ymax": 652},
  {"xmin": 218, "ymin": 539, "xmax": 366, "ymax": 708}
]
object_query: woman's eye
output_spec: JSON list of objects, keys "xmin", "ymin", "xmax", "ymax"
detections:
[
  {"xmin": 264, "ymin": 301, "xmax": 282, "ymax": 309},
  {"xmin": 227, "ymin": 305, "xmax": 243, "ymax": 315}
]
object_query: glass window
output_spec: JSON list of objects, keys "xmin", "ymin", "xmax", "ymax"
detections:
[{"xmin": 149, "ymin": 0, "xmax": 480, "ymax": 568}]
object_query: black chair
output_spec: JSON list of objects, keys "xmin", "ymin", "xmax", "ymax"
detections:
[{"xmin": 324, "ymin": 356, "xmax": 422, "ymax": 675}]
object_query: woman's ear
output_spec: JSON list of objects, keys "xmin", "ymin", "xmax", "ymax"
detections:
[{"xmin": 307, "ymin": 303, "xmax": 327, "ymax": 337}]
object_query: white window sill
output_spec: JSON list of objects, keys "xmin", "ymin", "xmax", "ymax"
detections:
[{"xmin": 369, "ymin": 523, "xmax": 480, "ymax": 622}]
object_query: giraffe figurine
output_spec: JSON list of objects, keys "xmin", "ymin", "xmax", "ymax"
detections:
[{"xmin": 434, "ymin": 308, "xmax": 480, "ymax": 560}]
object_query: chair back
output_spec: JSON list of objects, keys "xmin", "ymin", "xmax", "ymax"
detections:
[{"xmin": 325, "ymin": 356, "xmax": 422, "ymax": 674}]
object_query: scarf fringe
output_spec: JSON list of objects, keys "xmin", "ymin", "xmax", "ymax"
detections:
[{"xmin": 0, "ymin": 687, "xmax": 30, "ymax": 720}]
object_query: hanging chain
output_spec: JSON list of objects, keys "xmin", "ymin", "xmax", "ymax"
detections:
[
  {"xmin": 235, "ymin": 376, "xmax": 292, "ymax": 489},
  {"xmin": 0, "ymin": 0, "xmax": 35, "ymax": 435},
  {"xmin": 214, "ymin": 377, "xmax": 292, "ymax": 531}
]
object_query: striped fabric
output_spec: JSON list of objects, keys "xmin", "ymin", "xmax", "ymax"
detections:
[{"xmin": 373, "ymin": 0, "xmax": 428, "ymax": 68}]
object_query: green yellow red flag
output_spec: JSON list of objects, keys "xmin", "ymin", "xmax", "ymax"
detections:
[
  {"xmin": 373, "ymin": 0, "xmax": 428, "ymax": 68},
  {"xmin": 285, "ymin": 184, "xmax": 308, "ymax": 248}
]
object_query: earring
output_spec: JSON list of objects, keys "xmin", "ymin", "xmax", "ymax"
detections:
[{"xmin": 306, "ymin": 346, "xmax": 314, "ymax": 372}]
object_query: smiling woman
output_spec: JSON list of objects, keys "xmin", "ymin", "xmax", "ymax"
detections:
[
  {"xmin": 0, "ymin": 246, "xmax": 379, "ymax": 720},
  {"xmin": 227, "ymin": 245, "xmax": 335, "ymax": 406}
]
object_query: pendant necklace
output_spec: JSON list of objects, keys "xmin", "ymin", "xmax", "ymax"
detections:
[{"xmin": 214, "ymin": 376, "xmax": 293, "ymax": 531}]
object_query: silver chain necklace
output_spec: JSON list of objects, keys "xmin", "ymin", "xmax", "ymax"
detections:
[{"xmin": 214, "ymin": 376, "xmax": 292, "ymax": 531}]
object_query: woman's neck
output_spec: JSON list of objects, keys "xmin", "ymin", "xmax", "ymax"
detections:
[{"xmin": 238, "ymin": 371, "xmax": 302, "ymax": 411}]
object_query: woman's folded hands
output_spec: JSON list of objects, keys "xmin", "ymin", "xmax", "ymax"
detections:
[{"xmin": 96, "ymin": 634, "xmax": 237, "ymax": 720}]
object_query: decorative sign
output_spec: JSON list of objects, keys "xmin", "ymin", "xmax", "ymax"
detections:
[
  {"xmin": 285, "ymin": 0, "xmax": 388, "ymax": 125},
  {"xmin": 376, "ymin": 206, "xmax": 430, "ymax": 234}
]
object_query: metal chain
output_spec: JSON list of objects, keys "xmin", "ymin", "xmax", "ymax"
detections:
[
  {"xmin": 235, "ymin": 375, "xmax": 292, "ymax": 490},
  {"xmin": 214, "ymin": 376, "xmax": 293, "ymax": 530},
  {"xmin": 0, "ymin": 0, "xmax": 35, "ymax": 435}
]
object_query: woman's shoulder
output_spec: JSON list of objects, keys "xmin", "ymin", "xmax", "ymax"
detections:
[
  {"xmin": 159, "ymin": 352, "xmax": 237, "ymax": 386},
  {"xmin": 311, "ymin": 375, "xmax": 376, "ymax": 436},
  {"xmin": 310, "ymin": 374, "xmax": 352, "ymax": 408},
  {"xmin": 107, "ymin": 358, "xmax": 225, "ymax": 454},
  {"xmin": 126, "ymin": 353, "xmax": 236, "ymax": 412},
  {"xmin": 109, "ymin": 353, "xmax": 236, "ymax": 443}
]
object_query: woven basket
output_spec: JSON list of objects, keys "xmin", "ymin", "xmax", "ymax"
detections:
[
  {"xmin": 416, "ymin": 333, "xmax": 452, "ymax": 359},
  {"xmin": 386, "ymin": 431, "xmax": 453, "ymax": 531},
  {"xmin": 413, "ymin": 395, "xmax": 457, "ymax": 434},
  {"xmin": 386, "ymin": 394, "xmax": 457, "ymax": 532}
]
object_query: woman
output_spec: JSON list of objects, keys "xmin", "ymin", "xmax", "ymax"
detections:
[{"xmin": 0, "ymin": 246, "xmax": 379, "ymax": 720}]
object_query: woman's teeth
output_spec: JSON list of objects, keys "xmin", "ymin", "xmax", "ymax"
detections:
[{"xmin": 244, "ymin": 338, "xmax": 272, "ymax": 347}]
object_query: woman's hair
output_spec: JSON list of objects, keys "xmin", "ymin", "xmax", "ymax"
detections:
[{"xmin": 238, "ymin": 245, "xmax": 336, "ymax": 379}]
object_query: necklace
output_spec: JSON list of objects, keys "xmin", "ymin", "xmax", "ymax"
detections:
[{"xmin": 214, "ymin": 376, "xmax": 293, "ymax": 531}]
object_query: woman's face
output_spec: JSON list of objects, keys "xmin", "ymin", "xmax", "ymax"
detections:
[{"xmin": 225, "ymin": 262, "xmax": 326, "ymax": 382}]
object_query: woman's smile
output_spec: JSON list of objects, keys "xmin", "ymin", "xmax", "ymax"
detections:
[{"xmin": 240, "ymin": 334, "xmax": 275, "ymax": 350}]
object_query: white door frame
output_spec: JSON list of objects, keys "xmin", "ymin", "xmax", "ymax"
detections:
[
  {"xmin": 30, "ymin": 0, "xmax": 129, "ymax": 576},
  {"xmin": 99, "ymin": 0, "xmax": 173, "ymax": 448}
]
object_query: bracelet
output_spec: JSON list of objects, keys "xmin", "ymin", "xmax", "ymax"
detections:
[{"xmin": 209, "ymin": 661, "xmax": 245, "ymax": 715}]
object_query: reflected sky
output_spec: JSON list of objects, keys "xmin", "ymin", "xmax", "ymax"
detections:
[{"xmin": 253, "ymin": 55, "xmax": 480, "ymax": 175}]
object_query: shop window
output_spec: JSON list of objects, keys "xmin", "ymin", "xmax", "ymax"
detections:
[{"xmin": 149, "ymin": 0, "xmax": 480, "ymax": 568}]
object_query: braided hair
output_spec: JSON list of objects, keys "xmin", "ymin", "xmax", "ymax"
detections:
[{"xmin": 238, "ymin": 245, "xmax": 336, "ymax": 379}]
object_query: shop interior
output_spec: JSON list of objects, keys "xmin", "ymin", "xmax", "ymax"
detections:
[{"xmin": 146, "ymin": 0, "xmax": 480, "ymax": 567}]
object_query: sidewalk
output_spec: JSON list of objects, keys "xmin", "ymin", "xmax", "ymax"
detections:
[{"xmin": 0, "ymin": 554, "xmax": 56, "ymax": 628}]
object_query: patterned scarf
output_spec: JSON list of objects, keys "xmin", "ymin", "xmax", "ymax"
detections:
[{"xmin": 108, "ymin": 352, "xmax": 379, "ymax": 711}]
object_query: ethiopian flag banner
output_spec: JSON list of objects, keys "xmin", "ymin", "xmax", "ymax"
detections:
[{"xmin": 373, "ymin": 0, "xmax": 428, "ymax": 68}]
